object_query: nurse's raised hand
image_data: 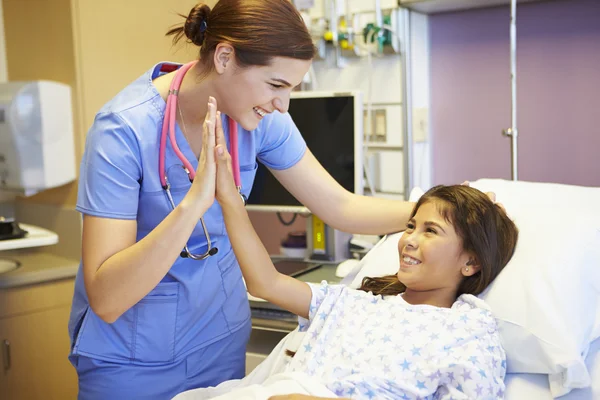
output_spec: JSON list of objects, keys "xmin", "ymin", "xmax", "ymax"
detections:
[{"xmin": 190, "ymin": 97, "xmax": 218, "ymax": 208}]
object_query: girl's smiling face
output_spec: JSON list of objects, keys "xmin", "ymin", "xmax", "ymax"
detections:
[{"xmin": 397, "ymin": 201, "xmax": 476, "ymax": 298}]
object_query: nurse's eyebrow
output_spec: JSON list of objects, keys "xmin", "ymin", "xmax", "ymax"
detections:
[{"xmin": 271, "ymin": 78, "xmax": 292, "ymax": 87}]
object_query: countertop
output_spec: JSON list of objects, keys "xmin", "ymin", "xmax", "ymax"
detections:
[
  {"xmin": 0, "ymin": 246, "xmax": 343, "ymax": 292},
  {"xmin": 0, "ymin": 249, "xmax": 79, "ymax": 289}
]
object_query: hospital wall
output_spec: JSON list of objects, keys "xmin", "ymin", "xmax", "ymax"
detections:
[
  {"xmin": 429, "ymin": 0, "xmax": 600, "ymax": 187},
  {"xmin": 0, "ymin": 1, "xmax": 7, "ymax": 83},
  {"xmin": 1, "ymin": 0, "xmax": 215, "ymax": 207}
]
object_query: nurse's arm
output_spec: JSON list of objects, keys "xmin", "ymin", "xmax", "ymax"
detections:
[
  {"xmin": 220, "ymin": 196, "xmax": 312, "ymax": 319},
  {"xmin": 271, "ymin": 149, "xmax": 414, "ymax": 235},
  {"xmin": 83, "ymin": 101, "xmax": 219, "ymax": 324},
  {"xmin": 82, "ymin": 190, "xmax": 212, "ymax": 324}
]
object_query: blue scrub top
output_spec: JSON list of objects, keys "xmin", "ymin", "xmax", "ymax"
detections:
[{"xmin": 68, "ymin": 62, "xmax": 307, "ymax": 365}]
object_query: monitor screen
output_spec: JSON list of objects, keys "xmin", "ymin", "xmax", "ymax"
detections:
[{"xmin": 247, "ymin": 91, "xmax": 363, "ymax": 212}]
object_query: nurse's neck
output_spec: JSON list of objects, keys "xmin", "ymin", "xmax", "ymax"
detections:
[{"xmin": 177, "ymin": 63, "xmax": 219, "ymax": 127}]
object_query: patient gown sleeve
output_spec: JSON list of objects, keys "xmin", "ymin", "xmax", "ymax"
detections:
[{"xmin": 297, "ymin": 281, "xmax": 345, "ymax": 333}]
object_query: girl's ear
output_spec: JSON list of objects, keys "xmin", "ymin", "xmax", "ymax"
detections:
[{"xmin": 461, "ymin": 255, "xmax": 481, "ymax": 277}]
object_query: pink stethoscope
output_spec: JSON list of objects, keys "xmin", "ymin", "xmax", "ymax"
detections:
[{"xmin": 159, "ymin": 61, "xmax": 245, "ymax": 260}]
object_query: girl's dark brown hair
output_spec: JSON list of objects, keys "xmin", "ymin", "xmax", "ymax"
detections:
[
  {"xmin": 166, "ymin": 0, "xmax": 316, "ymax": 75},
  {"xmin": 359, "ymin": 185, "xmax": 519, "ymax": 298}
]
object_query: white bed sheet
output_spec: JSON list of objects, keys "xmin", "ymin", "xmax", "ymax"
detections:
[
  {"xmin": 174, "ymin": 330, "xmax": 599, "ymax": 400},
  {"xmin": 505, "ymin": 337, "xmax": 600, "ymax": 399}
]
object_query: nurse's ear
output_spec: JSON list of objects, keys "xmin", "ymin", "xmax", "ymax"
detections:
[{"xmin": 214, "ymin": 43, "xmax": 235, "ymax": 74}]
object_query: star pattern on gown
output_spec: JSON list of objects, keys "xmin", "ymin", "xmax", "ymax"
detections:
[{"xmin": 288, "ymin": 281, "xmax": 506, "ymax": 399}]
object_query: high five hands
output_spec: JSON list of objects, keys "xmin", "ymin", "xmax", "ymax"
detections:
[{"xmin": 196, "ymin": 97, "xmax": 242, "ymax": 208}]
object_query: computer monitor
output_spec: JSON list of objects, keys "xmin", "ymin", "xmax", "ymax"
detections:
[{"xmin": 246, "ymin": 91, "xmax": 363, "ymax": 213}]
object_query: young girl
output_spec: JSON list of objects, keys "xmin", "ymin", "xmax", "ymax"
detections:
[{"xmin": 209, "ymin": 116, "xmax": 518, "ymax": 399}]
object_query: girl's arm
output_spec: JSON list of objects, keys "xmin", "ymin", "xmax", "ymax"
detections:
[{"xmin": 215, "ymin": 114, "xmax": 312, "ymax": 319}]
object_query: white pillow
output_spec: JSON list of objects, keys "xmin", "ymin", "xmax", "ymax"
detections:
[{"xmin": 349, "ymin": 179, "xmax": 600, "ymax": 398}]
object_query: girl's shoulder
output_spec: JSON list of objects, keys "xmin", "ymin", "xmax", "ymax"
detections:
[
  {"xmin": 453, "ymin": 293, "xmax": 493, "ymax": 312},
  {"xmin": 452, "ymin": 294, "xmax": 499, "ymax": 329}
]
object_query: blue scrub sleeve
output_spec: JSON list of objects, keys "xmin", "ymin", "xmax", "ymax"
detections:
[
  {"xmin": 76, "ymin": 112, "xmax": 142, "ymax": 220},
  {"xmin": 257, "ymin": 111, "xmax": 307, "ymax": 170}
]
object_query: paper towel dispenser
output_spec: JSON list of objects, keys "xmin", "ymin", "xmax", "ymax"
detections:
[{"xmin": 0, "ymin": 80, "xmax": 76, "ymax": 196}]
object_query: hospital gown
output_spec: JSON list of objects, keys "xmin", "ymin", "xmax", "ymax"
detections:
[{"xmin": 286, "ymin": 282, "xmax": 506, "ymax": 399}]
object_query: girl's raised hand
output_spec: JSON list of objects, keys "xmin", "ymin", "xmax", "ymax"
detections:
[
  {"xmin": 191, "ymin": 97, "xmax": 217, "ymax": 207},
  {"xmin": 215, "ymin": 112, "xmax": 243, "ymax": 207}
]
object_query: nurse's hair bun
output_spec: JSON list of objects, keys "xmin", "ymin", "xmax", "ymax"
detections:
[
  {"xmin": 183, "ymin": 3, "xmax": 211, "ymax": 46},
  {"xmin": 166, "ymin": 3, "xmax": 211, "ymax": 47}
]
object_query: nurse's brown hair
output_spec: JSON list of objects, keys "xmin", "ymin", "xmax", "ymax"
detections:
[{"xmin": 166, "ymin": 0, "xmax": 316, "ymax": 74}]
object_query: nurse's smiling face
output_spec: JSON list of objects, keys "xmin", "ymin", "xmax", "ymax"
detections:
[{"xmin": 212, "ymin": 45, "xmax": 312, "ymax": 131}]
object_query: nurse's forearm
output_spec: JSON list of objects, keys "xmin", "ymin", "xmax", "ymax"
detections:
[
  {"xmin": 326, "ymin": 193, "xmax": 415, "ymax": 235},
  {"xmin": 87, "ymin": 191, "xmax": 211, "ymax": 324}
]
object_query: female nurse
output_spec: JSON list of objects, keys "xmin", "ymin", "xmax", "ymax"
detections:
[{"xmin": 68, "ymin": 0, "xmax": 415, "ymax": 399}]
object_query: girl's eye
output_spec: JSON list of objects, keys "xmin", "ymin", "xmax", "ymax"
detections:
[
  {"xmin": 406, "ymin": 223, "xmax": 415, "ymax": 230},
  {"xmin": 269, "ymin": 83, "xmax": 283, "ymax": 89},
  {"xmin": 426, "ymin": 227, "xmax": 437, "ymax": 234}
]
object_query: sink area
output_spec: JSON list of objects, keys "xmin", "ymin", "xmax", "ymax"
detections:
[{"xmin": 0, "ymin": 258, "xmax": 20, "ymax": 274}]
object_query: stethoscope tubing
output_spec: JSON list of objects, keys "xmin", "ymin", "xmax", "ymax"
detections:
[{"xmin": 157, "ymin": 61, "xmax": 245, "ymax": 260}]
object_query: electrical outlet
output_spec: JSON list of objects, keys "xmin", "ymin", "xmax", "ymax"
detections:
[
  {"xmin": 375, "ymin": 109, "xmax": 387, "ymax": 139},
  {"xmin": 364, "ymin": 108, "xmax": 387, "ymax": 142},
  {"xmin": 363, "ymin": 109, "xmax": 370, "ymax": 140},
  {"xmin": 412, "ymin": 108, "xmax": 428, "ymax": 143}
]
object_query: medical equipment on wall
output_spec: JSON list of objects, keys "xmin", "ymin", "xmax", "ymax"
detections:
[
  {"xmin": 311, "ymin": 0, "xmax": 401, "ymax": 57},
  {"xmin": 298, "ymin": 0, "xmax": 412, "ymax": 199},
  {"xmin": 159, "ymin": 61, "xmax": 245, "ymax": 260},
  {"xmin": 0, "ymin": 81, "xmax": 76, "ymax": 197}
]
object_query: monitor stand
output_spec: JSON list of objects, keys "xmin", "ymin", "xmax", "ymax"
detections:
[{"xmin": 306, "ymin": 215, "xmax": 351, "ymax": 263}]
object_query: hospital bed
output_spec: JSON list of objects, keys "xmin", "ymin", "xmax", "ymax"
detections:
[{"xmin": 175, "ymin": 179, "xmax": 600, "ymax": 399}]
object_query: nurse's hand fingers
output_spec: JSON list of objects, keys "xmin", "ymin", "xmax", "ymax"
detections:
[
  {"xmin": 215, "ymin": 111, "xmax": 226, "ymax": 152},
  {"xmin": 202, "ymin": 98, "xmax": 217, "ymax": 166},
  {"xmin": 495, "ymin": 201, "xmax": 507, "ymax": 213}
]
